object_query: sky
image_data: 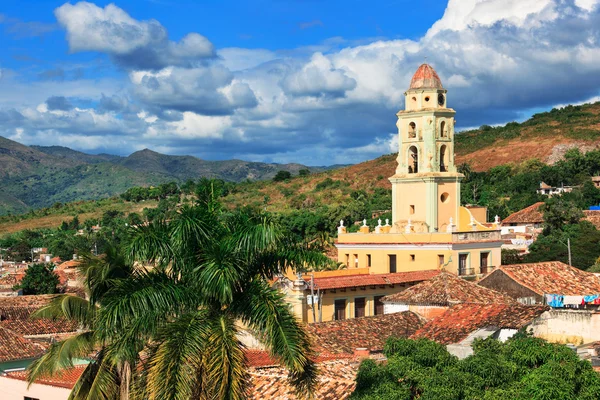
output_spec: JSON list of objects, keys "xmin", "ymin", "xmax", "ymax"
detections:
[{"xmin": 1, "ymin": 0, "xmax": 600, "ymax": 166}]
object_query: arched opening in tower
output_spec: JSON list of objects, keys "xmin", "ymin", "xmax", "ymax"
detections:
[
  {"xmin": 440, "ymin": 121, "xmax": 446, "ymax": 138},
  {"xmin": 440, "ymin": 145, "xmax": 447, "ymax": 172},
  {"xmin": 408, "ymin": 122, "xmax": 416, "ymax": 138},
  {"xmin": 408, "ymin": 146, "xmax": 419, "ymax": 173}
]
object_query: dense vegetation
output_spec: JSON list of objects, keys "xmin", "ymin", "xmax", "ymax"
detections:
[
  {"xmin": 13, "ymin": 263, "xmax": 59, "ymax": 295},
  {"xmin": 28, "ymin": 195, "xmax": 329, "ymax": 399},
  {"xmin": 351, "ymin": 334, "xmax": 600, "ymax": 400}
]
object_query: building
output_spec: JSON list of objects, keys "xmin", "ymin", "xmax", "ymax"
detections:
[
  {"xmin": 536, "ymin": 182, "xmax": 575, "ymax": 196},
  {"xmin": 335, "ymin": 64, "xmax": 502, "ymax": 278},
  {"xmin": 411, "ymin": 303, "xmax": 548, "ymax": 358},
  {"xmin": 381, "ymin": 270, "xmax": 515, "ymax": 319}
]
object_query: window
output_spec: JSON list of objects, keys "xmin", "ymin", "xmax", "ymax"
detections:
[
  {"xmin": 334, "ymin": 299, "xmax": 346, "ymax": 320},
  {"xmin": 408, "ymin": 122, "xmax": 416, "ymax": 138},
  {"xmin": 410, "ymin": 205, "xmax": 415, "ymax": 214},
  {"xmin": 439, "ymin": 145, "xmax": 447, "ymax": 172},
  {"xmin": 440, "ymin": 121, "xmax": 446, "ymax": 138},
  {"xmin": 480, "ymin": 252, "xmax": 490, "ymax": 274},
  {"xmin": 410, "ymin": 254, "xmax": 415, "ymax": 262},
  {"xmin": 438, "ymin": 254, "xmax": 444, "ymax": 266},
  {"xmin": 367, "ymin": 254, "xmax": 372, "ymax": 267},
  {"xmin": 345, "ymin": 254, "xmax": 349, "ymax": 267},
  {"xmin": 458, "ymin": 253, "xmax": 469, "ymax": 275},
  {"xmin": 355, "ymin": 297, "xmax": 366, "ymax": 318},
  {"xmin": 389, "ymin": 254, "xmax": 397, "ymax": 273},
  {"xmin": 25, "ymin": 397, "xmax": 40, "ymax": 400},
  {"xmin": 425, "ymin": 96, "xmax": 430, "ymax": 102},
  {"xmin": 354, "ymin": 254, "xmax": 359, "ymax": 268},
  {"xmin": 440, "ymin": 192, "xmax": 449, "ymax": 203},
  {"xmin": 374, "ymin": 295, "xmax": 385, "ymax": 315},
  {"xmin": 408, "ymin": 146, "xmax": 418, "ymax": 173}
]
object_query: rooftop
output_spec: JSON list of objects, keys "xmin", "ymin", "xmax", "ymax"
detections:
[
  {"xmin": 5, "ymin": 364, "xmax": 86, "ymax": 389},
  {"xmin": 306, "ymin": 311, "xmax": 424, "ymax": 354},
  {"xmin": 381, "ymin": 271, "xmax": 515, "ymax": 306},
  {"xmin": 479, "ymin": 261, "xmax": 600, "ymax": 296},
  {"xmin": 306, "ymin": 270, "xmax": 440, "ymax": 291},
  {"xmin": 248, "ymin": 358, "xmax": 359, "ymax": 400},
  {"xmin": 409, "ymin": 63, "xmax": 443, "ymax": 90},
  {"xmin": 502, "ymin": 202, "xmax": 545, "ymax": 224},
  {"xmin": 0, "ymin": 325, "xmax": 46, "ymax": 363},
  {"xmin": 411, "ymin": 303, "xmax": 548, "ymax": 345}
]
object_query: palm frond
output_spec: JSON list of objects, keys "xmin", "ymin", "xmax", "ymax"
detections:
[
  {"xmin": 127, "ymin": 219, "xmax": 173, "ymax": 269},
  {"xmin": 32, "ymin": 294, "xmax": 95, "ymax": 329},
  {"xmin": 68, "ymin": 348, "xmax": 119, "ymax": 400},
  {"xmin": 27, "ymin": 331, "xmax": 96, "ymax": 385},
  {"xmin": 233, "ymin": 279, "xmax": 317, "ymax": 397},
  {"xmin": 145, "ymin": 310, "xmax": 211, "ymax": 400}
]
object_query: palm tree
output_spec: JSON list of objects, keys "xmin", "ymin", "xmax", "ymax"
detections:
[{"xmin": 28, "ymin": 201, "xmax": 330, "ymax": 399}]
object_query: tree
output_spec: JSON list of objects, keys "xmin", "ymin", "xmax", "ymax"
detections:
[
  {"xmin": 542, "ymin": 197, "xmax": 584, "ymax": 234},
  {"xmin": 273, "ymin": 170, "xmax": 292, "ymax": 182},
  {"xmin": 14, "ymin": 263, "xmax": 59, "ymax": 295},
  {"xmin": 28, "ymin": 199, "xmax": 329, "ymax": 399},
  {"xmin": 298, "ymin": 169, "xmax": 311, "ymax": 177},
  {"xmin": 351, "ymin": 335, "xmax": 600, "ymax": 399}
]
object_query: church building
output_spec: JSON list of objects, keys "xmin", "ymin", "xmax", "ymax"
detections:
[{"xmin": 284, "ymin": 64, "xmax": 503, "ymax": 323}]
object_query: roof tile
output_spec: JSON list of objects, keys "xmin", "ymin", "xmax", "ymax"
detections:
[{"xmin": 306, "ymin": 270, "xmax": 440, "ymax": 290}]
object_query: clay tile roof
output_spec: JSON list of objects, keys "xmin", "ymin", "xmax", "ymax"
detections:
[
  {"xmin": 480, "ymin": 261, "xmax": 600, "ymax": 296},
  {"xmin": 56, "ymin": 260, "xmax": 81, "ymax": 270},
  {"xmin": 1, "ymin": 317, "xmax": 78, "ymax": 337},
  {"xmin": 0, "ymin": 273, "xmax": 23, "ymax": 286},
  {"xmin": 502, "ymin": 202, "xmax": 545, "ymax": 224},
  {"xmin": 306, "ymin": 311, "xmax": 424, "ymax": 354},
  {"xmin": 0, "ymin": 325, "xmax": 46, "ymax": 363},
  {"xmin": 5, "ymin": 364, "xmax": 86, "ymax": 389},
  {"xmin": 381, "ymin": 271, "xmax": 515, "ymax": 306},
  {"xmin": 306, "ymin": 270, "xmax": 440, "ymax": 291},
  {"xmin": 0, "ymin": 294, "xmax": 57, "ymax": 309},
  {"xmin": 247, "ymin": 358, "xmax": 359, "ymax": 400},
  {"xmin": 409, "ymin": 63, "xmax": 443, "ymax": 89},
  {"xmin": 411, "ymin": 303, "xmax": 548, "ymax": 345}
]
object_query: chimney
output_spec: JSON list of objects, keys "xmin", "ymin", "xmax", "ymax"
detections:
[{"xmin": 354, "ymin": 348, "xmax": 370, "ymax": 358}]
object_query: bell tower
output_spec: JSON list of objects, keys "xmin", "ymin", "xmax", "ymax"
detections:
[{"xmin": 390, "ymin": 64, "xmax": 463, "ymax": 233}]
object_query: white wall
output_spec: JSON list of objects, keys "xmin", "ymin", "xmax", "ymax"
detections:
[
  {"xmin": 0, "ymin": 376, "xmax": 70, "ymax": 400},
  {"xmin": 530, "ymin": 310, "xmax": 600, "ymax": 345},
  {"xmin": 384, "ymin": 303, "xmax": 409, "ymax": 314}
]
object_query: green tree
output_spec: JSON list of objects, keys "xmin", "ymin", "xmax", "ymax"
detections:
[
  {"xmin": 28, "ymin": 200, "xmax": 329, "ymax": 399},
  {"xmin": 273, "ymin": 170, "xmax": 292, "ymax": 182},
  {"xmin": 298, "ymin": 169, "xmax": 311, "ymax": 177},
  {"xmin": 14, "ymin": 263, "xmax": 59, "ymax": 295}
]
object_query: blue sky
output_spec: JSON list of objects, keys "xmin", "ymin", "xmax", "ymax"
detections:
[{"xmin": 1, "ymin": 0, "xmax": 599, "ymax": 165}]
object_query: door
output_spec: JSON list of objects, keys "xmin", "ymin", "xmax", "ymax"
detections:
[
  {"xmin": 480, "ymin": 252, "xmax": 489, "ymax": 273},
  {"xmin": 459, "ymin": 253, "xmax": 468, "ymax": 275},
  {"xmin": 355, "ymin": 297, "xmax": 366, "ymax": 318},
  {"xmin": 389, "ymin": 255, "xmax": 397, "ymax": 273},
  {"xmin": 334, "ymin": 299, "xmax": 346, "ymax": 320},
  {"xmin": 374, "ymin": 295, "xmax": 384, "ymax": 315}
]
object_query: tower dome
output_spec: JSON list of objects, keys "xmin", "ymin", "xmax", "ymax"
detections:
[{"xmin": 409, "ymin": 64, "xmax": 443, "ymax": 89}]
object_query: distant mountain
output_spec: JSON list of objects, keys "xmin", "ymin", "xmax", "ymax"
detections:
[{"xmin": 0, "ymin": 138, "xmax": 339, "ymax": 215}]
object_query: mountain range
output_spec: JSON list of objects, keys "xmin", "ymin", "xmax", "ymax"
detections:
[{"xmin": 0, "ymin": 138, "xmax": 336, "ymax": 215}]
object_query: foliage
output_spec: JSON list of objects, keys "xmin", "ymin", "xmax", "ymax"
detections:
[
  {"xmin": 27, "ymin": 197, "xmax": 330, "ymax": 399},
  {"xmin": 14, "ymin": 263, "xmax": 59, "ymax": 295},
  {"xmin": 273, "ymin": 170, "xmax": 292, "ymax": 182},
  {"xmin": 351, "ymin": 335, "xmax": 600, "ymax": 400}
]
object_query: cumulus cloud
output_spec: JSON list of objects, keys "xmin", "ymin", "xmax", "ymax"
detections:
[
  {"xmin": 54, "ymin": 2, "xmax": 215, "ymax": 70},
  {"xmin": 2, "ymin": 0, "xmax": 600, "ymax": 165},
  {"xmin": 46, "ymin": 96, "xmax": 73, "ymax": 111}
]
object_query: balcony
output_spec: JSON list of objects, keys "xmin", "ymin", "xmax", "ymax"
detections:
[
  {"xmin": 479, "ymin": 265, "xmax": 495, "ymax": 275},
  {"xmin": 458, "ymin": 267, "xmax": 475, "ymax": 277},
  {"xmin": 452, "ymin": 231, "xmax": 501, "ymax": 242}
]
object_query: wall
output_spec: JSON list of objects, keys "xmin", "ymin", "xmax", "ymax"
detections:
[
  {"xmin": 384, "ymin": 303, "xmax": 448, "ymax": 320},
  {"xmin": 0, "ymin": 376, "xmax": 70, "ymax": 400},
  {"xmin": 530, "ymin": 310, "xmax": 600, "ymax": 345},
  {"xmin": 478, "ymin": 270, "xmax": 542, "ymax": 303}
]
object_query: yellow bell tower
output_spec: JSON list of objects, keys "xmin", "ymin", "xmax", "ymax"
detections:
[{"xmin": 390, "ymin": 64, "xmax": 463, "ymax": 233}]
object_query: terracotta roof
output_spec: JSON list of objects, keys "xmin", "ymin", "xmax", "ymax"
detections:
[
  {"xmin": 247, "ymin": 358, "xmax": 359, "ymax": 400},
  {"xmin": 5, "ymin": 364, "xmax": 86, "ymax": 389},
  {"xmin": 0, "ymin": 294, "xmax": 57, "ymax": 308},
  {"xmin": 480, "ymin": 261, "xmax": 600, "ymax": 296},
  {"xmin": 307, "ymin": 270, "xmax": 440, "ymax": 290},
  {"xmin": 381, "ymin": 271, "xmax": 515, "ymax": 306},
  {"xmin": 502, "ymin": 202, "xmax": 545, "ymax": 224},
  {"xmin": 409, "ymin": 63, "xmax": 443, "ymax": 89},
  {"xmin": 306, "ymin": 311, "xmax": 424, "ymax": 354},
  {"xmin": 0, "ymin": 273, "xmax": 24, "ymax": 286},
  {"xmin": 1, "ymin": 317, "xmax": 78, "ymax": 337},
  {"xmin": 0, "ymin": 325, "xmax": 46, "ymax": 363},
  {"xmin": 56, "ymin": 260, "xmax": 81, "ymax": 270},
  {"xmin": 411, "ymin": 303, "xmax": 548, "ymax": 345}
]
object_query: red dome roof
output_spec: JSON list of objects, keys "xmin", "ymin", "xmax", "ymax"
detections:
[{"xmin": 409, "ymin": 64, "xmax": 443, "ymax": 89}]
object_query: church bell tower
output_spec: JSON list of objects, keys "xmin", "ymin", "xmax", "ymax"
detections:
[{"xmin": 390, "ymin": 64, "xmax": 463, "ymax": 233}]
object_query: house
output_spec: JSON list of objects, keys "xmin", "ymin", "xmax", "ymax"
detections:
[
  {"xmin": 279, "ymin": 269, "xmax": 439, "ymax": 323},
  {"xmin": 536, "ymin": 182, "xmax": 575, "ymax": 196},
  {"xmin": 500, "ymin": 201, "xmax": 544, "ymax": 235},
  {"xmin": 0, "ymin": 365, "xmax": 87, "ymax": 400},
  {"xmin": 478, "ymin": 261, "xmax": 600, "ymax": 306},
  {"xmin": 411, "ymin": 303, "xmax": 548, "ymax": 358},
  {"xmin": 381, "ymin": 270, "xmax": 514, "ymax": 319}
]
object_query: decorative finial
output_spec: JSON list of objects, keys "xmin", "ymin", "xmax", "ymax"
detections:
[
  {"xmin": 385, "ymin": 218, "xmax": 390, "ymax": 226},
  {"xmin": 339, "ymin": 220, "xmax": 344, "ymax": 227},
  {"xmin": 378, "ymin": 219, "xmax": 382, "ymax": 227},
  {"xmin": 363, "ymin": 219, "xmax": 367, "ymax": 227},
  {"xmin": 494, "ymin": 215, "xmax": 500, "ymax": 224}
]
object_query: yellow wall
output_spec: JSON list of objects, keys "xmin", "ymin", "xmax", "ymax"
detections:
[{"xmin": 306, "ymin": 283, "xmax": 416, "ymax": 323}]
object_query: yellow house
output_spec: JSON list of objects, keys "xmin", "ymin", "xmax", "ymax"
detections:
[
  {"xmin": 336, "ymin": 63, "xmax": 502, "ymax": 278},
  {"xmin": 282, "ymin": 64, "xmax": 502, "ymax": 323}
]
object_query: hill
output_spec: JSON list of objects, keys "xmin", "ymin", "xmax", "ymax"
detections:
[{"xmin": 0, "ymin": 138, "xmax": 335, "ymax": 215}]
